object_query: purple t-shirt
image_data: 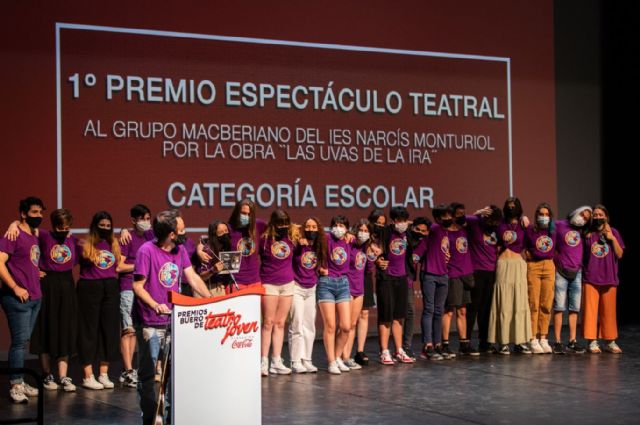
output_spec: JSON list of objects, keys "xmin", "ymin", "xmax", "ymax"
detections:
[
  {"xmin": 327, "ymin": 235, "xmax": 351, "ymax": 278},
  {"xmin": 466, "ymin": 215, "xmax": 498, "ymax": 272},
  {"xmin": 498, "ymin": 221, "xmax": 526, "ymax": 253},
  {"xmin": 259, "ymin": 237, "xmax": 294, "ymax": 285},
  {"xmin": 39, "ymin": 230, "xmax": 78, "ymax": 273},
  {"xmin": 447, "ymin": 228, "xmax": 474, "ymax": 278},
  {"xmin": 119, "ymin": 230, "xmax": 155, "ymax": 291},
  {"xmin": 386, "ymin": 230, "xmax": 408, "ymax": 277},
  {"xmin": 134, "ymin": 241, "xmax": 191, "ymax": 326},
  {"xmin": 348, "ymin": 244, "xmax": 367, "ymax": 296},
  {"xmin": 582, "ymin": 228, "xmax": 624, "ymax": 286},
  {"xmin": 421, "ymin": 224, "xmax": 449, "ymax": 276},
  {"xmin": 525, "ymin": 226, "xmax": 556, "ymax": 261},
  {"xmin": 229, "ymin": 219, "xmax": 267, "ymax": 284},
  {"xmin": 79, "ymin": 240, "xmax": 118, "ymax": 280},
  {"xmin": 0, "ymin": 230, "xmax": 42, "ymax": 300},
  {"xmin": 553, "ymin": 220, "xmax": 584, "ymax": 271},
  {"xmin": 293, "ymin": 244, "xmax": 318, "ymax": 288}
]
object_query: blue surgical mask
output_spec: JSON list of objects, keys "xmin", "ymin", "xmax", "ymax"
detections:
[{"xmin": 239, "ymin": 214, "xmax": 250, "ymax": 227}]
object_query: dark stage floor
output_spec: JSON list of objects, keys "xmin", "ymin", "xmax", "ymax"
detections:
[{"xmin": 2, "ymin": 326, "xmax": 640, "ymax": 424}]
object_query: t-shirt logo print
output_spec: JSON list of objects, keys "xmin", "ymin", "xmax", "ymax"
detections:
[
  {"xmin": 503, "ymin": 230, "xmax": 517, "ymax": 245},
  {"xmin": 50, "ymin": 244, "xmax": 72, "ymax": 264},
  {"xmin": 95, "ymin": 250, "xmax": 115, "ymax": 269},
  {"xmin": 440, "ymin": 237, "xmax": 450, "ymax": 254},
  {"xmin": 565, "ymin": 231, "xmax": 581, "ymax": 247},
  {"xmin": 355, "ymin": 252, "xmax": 367, "ymax": 270},
  {"xmin": 390, "ymin": 238, "xmax": 407, "ymax": 256},
  {"xmin": 331, "ymin": 247, "xmax": 348, "ymax": 265},
  {"xmin": 301, "ymin": 251, "xmax": 317, "ymax": 269},
  {"xmin": 591, "ymin": 242, "xmax": 609, "ymax": 259},
  {"xmin": 483, "ymin": 232, "xmax": 497, "ymax": 246},
  {"xmin": 30, "ymin": 245, "xmax": 40, "ymax": 267},
  {"xmin": 158, "ymin": 262, "xmax": 180, "ymax": 288},
  {"xmin": 271, "ymin": 241, "xmax": 291, "ymax": 259},
  {"xmin": 237, "ymin": 237, "xmax": 256, "ymax": 257},
  {"xmin": 456, "ymin": 237, "xmax": 468, "ymax": 253},
  {"xmin": 536, "ymin": 236, "xmax": 553, "ymax": 253}
]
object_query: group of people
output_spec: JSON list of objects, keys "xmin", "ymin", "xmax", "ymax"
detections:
[{"xmin": 0, "ymin": 196, "xmax": 625, "ymax": 425}]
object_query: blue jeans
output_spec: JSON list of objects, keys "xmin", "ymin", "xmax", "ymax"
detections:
[
  {"xmin": 0, "ymin": 293, "xmax": 41, "ymax": 384},
  {"xmin": 136, "ymin": 325, "xmax": 170, "ymax": 425},
  {"xmin": 554, "ymin": 269, "xmax": 582, "ymax": 312},
  {"xmin": 420, "ymin": 273, "xmax": 448, "ymax": 346}
]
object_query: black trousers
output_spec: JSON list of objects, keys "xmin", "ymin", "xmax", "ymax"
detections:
[
  {"xmin": 77, "ymin": 278, "xmax": 120, "ymax": 364},
  {"xmin": 466, "ymin": 270, "xmax": 496, "ymax": 344}
]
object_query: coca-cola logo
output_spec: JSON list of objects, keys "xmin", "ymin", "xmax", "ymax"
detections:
[{"xmin": 204, "ymin": 309, "xmax": 259, "ymax": 347}]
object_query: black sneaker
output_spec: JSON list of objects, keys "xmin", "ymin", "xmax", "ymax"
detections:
[
  {"xmin": 438, "ymin": 343, "xmax": 456, "ymax": 360},
  {"xmin": 480, "ymin": 341, "xmax": 498, "ymax": 354},
  {"xmin": 459, "ymin": 341, "xmax": 480, "ymax": 356},
  {"xmin": 553, "ymin": 342, "xmax": 566, "ymax": 354},
  {"xmin": 421, "ymin": 345, "xmax": 443, "ymax": 361},
  {"xmin": 354, "ymin": 351, "xmax": 369, "ymax": 366},
  {"xmin": 566, "ymin": 340, "xmax": 586, "ymax": 354},
  {"xmin": 499, "ymin": 344, "xmax": 511, "ymax": 355},
  {"xmin": 403, "ymin": 347, "xmax": 417, "ymax": 361},
  {"xmin": 514, "ymin": 343, "xmax": 532, "ymax": 354}
]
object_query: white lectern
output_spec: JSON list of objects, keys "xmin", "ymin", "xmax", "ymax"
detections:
[{"xmin": 170, "ymin": 287, "xmax": 264, "ymax": 424}]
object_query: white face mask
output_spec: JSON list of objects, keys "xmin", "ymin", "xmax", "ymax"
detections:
[
  {"xmin": 570, "ymin": 214, "xmax": 586, "ymax": 227},
  {"xmin": 395, "ymin": 222, "xmax": 408, "ymax": 233},
  {"xmin": 331, "ymin": 226, "xmax": 346, "ymax": 239},
  {"xmin": 135, "ymin": 220, "xmax": 151, "ymax": 232},
  {"xmin": 239, "ymin": 214, "xmax": 250, "ymax": 226},
  {"xmin": 537, "ymin": 216, "xmax": 550, "ymax": 227},
  {"xmin": 357, "ymin": 231, "xmax": 370, "ymax": 244}
]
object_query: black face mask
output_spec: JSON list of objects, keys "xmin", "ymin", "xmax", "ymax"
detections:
[
  {"xmin": 505, "ymin": 208, "xmax": 519, "ymax": 219},
  {"xmin": 97, "ymin": 228, "xmax": 112, "ymax": 240},
  {"xmin": 218, "ymin": 233, "xmax": 231, "ymax": 246},
  {"xmin": 455, "ymin": 216, "xmax": 466, "ymax": 226},
  {"xmin": 305, "ymin": 230, "xmax": 318, "ymax": 241},
  {"xmin": 174, "ymin": 233, "xmax": 187, "ymax": 246},
  {"xmin": 412, "ymin": 230, "xmax": 425, "ymax": 240},
  {"xmin": 25, "ymin": 216, "xmax": 42, "ymax": 229},
  {"xmin": 52, "ymin": 230, "xmax": 69, "ymax": 243},
  {"xmin": 441, "ymin": 219, "xmax": 453, "ymax": 228},
  {"xmin": 373, "ymin": 225, "xmax": 384, "ymax": 236},
  {"xmin": 592, "ymin": 218, "xmax": 605, "ymax": 229},
  {"xmin": 275, "ymin": 227, "xmax": 288, "ymax": 240}
]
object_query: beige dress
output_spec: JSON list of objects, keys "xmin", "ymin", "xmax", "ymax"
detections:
[{"xmin": 488, "ymin": 249, "xmax": 532, "ymax": 345}]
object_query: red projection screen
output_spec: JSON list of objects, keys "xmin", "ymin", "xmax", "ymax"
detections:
[{"xmin": 1, "ymin": 1, "xmax": 556, "ymax": 350}]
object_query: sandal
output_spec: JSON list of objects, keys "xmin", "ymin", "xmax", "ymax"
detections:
[
  {"xmin": 354, "ymin": 351, "xmax": 369, "ymax": 366},
  {"xmin": 588, "ymin": 340, "xmax": 602, "ymax": 354},
  {"xmin": 605, "ymin": 341, "xmax": 622, "ymax": 354}
]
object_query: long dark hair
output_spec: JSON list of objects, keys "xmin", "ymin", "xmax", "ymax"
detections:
[
  {"xmin": 83, "ymin": 211, "xmax": 120, "ymax": 262},
  {"xmin": 228, "ymin": 199, "xmax": 257, "ymax": 239},
  {"xmin": 207, "ymin": 220, "xmax": 229, "ymax": 257},
  {"xmin": 533, "ymin": 202, "xmax": 555, "ymax": 232},
  {"xmin": 503, "ymin": 197, "xmax": 523, "ymax": 221},
  {"xmin": 305, "ymin": 217, "xmax": 327, "ymax": 269}
]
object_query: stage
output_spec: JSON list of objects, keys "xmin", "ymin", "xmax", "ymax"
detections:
[{"xmin": 2, "ymin": 326, "xmax": 639, "ymax": 424}]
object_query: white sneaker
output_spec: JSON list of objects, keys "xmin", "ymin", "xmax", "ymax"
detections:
[
  {"xmin": 60, "ymin": 377, "xmax": 76, "ymax": 392},
  {"xmin": 343, "ymin": 358, "xmax": 362, "ymax": 370},
  {"xmin": 43, "ymin": 374, "xmax": 59, "ymax": 390},
  {"xmin": 291, "ymin": 361, "xmax": 308, "ymax": 374},
  {"xmin": 301, "ymin": 359, "xmax": 318, "ymax": 373},
  {"xmin": 82, "ymin": 375, "xmax": 104, "ymax": 390},
  {"xmin": 10, "ymin": 385, "xmax": 28, "ymax": 403},
  {"xmin": 335, "ymin": 358, "xmax": 351, "ymax": 372},
  {"xmin": 98, "ymin": 374, "xmax": 114, "ymax": 389},
  {"xmin": 395, "ymin": 348, "xmax": 416, "ymax": 364},
  {"xmin": 261, "ymin": 357, "xmax": 269, "ymax": 376},
  {"xmin": 530, "ymin": 339, "xmax": 544, "ymax": 354},
  {"xmin": 539, "ymin": 338, "xmax": 553, "ymax": 354},
  {"xmin": 22, "ymin": 382, "xmax": 39, "ymax": 397},
  {"xmin": 327, "ymin": 360, "xmax": 342, "ymax": 375},
  {"xmin": 269, "ymin": 357, "xmax": 292, "ymax": 375}
]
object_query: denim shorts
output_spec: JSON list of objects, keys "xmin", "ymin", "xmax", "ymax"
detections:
[
  {"xmin": 553, "ymin": 269, "xmax": 582, "ymax": 312},
  {"xmin": 316, "ymin": 276, "xmax": 351, "ymax": 304},
  {"xmin": 120, "ymin": 290, "xmax": 135, "ymax": 332}
]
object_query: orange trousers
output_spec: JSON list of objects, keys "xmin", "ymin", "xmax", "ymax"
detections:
[{"xmin": 582, "ymin": 283, "xmax": 618, "ymax": 340}]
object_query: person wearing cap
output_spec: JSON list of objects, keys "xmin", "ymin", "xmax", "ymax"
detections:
[{"xmin": 551, "ymin": 206, "xmax": 592, "ymax": 354}]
